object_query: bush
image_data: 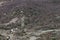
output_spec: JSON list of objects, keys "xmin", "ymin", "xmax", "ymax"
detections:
[{"xmin": 52, "ymin": 37, "xmax": 56, "ymax": 40}]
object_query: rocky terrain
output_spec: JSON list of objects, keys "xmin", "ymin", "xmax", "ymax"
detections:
[{"xmin": 0, "ymin": 0, "xmax": 60, "ymax": 40}]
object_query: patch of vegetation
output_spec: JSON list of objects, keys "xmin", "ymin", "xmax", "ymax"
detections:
[
  {"xmin": 52, "ymin": 37, "xmax": 56, "ymax": 40},
  {"xmin": 0, "ymin": 38, "xmax": 1, "ymax": 40}
]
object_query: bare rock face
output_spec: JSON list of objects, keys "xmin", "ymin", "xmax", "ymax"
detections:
[
  {"xmin": 0, "ymin": 0, "xmax": 60, "ymax": 40},
  {"xmin": 0, "ymin": 0, "xmax": 60, "ymax": 29}
]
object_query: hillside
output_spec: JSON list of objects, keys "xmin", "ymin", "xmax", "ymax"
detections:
[{"xmin": 0, "ymin": 0, "xmax": 60, "ymax": 40}]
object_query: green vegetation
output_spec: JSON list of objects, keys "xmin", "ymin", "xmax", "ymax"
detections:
[
  {"xmin": 0, "ymin": 38, "xmax": 1, "ymax": 40},
  {"xmin": 51, "ymin": 37, "xmax": 56, "ymax": 40}
]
